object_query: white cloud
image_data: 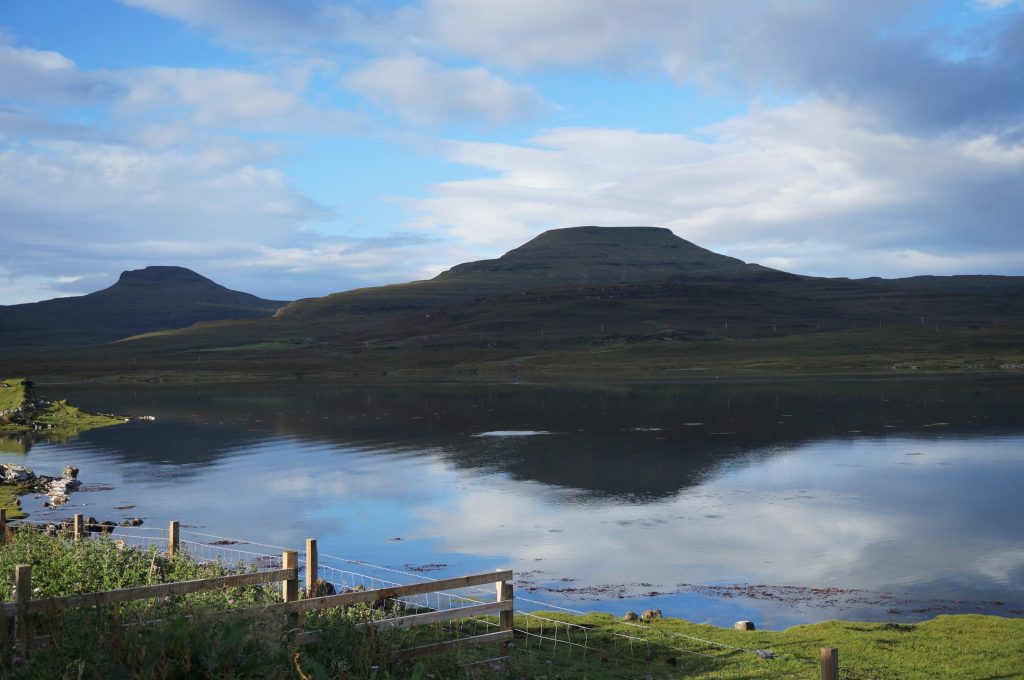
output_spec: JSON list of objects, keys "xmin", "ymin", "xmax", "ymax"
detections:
[
  {"xmin": 0, "ymin": 133, "xmax": 471, "ymax": 300},
  {"xmin": 116, "ymin": 65, "xmax": 355, "ymax": 135},
  {"xmin": 0, "ymin": 140, "xmax": 324, "ymax": 245},
  {"xmin": 123, "ymin": 0, "xmax": 1024, "ymax": 134},
  {"xmin": 237, "ymin": 237, "xmax": 476, "ymax": 281},
  {"xmin": 405, "ymin": 99, "xmax": 1024, "ymax": 276},
  {"xmin": 343, "ymin": 55, "xmax": 543, "ymax": 127},
  {"xmin": 120, "ymin": 0, "xmax": 326, "ymax": 42},
  {"xmin": 0, "ymin": 36, "xmax": 354, "ymax": 142},
  {"xmin": 0, "ymin": 42, "xmax": 119, "ymax": 103},
  {"xmin": 0, "ymin": 38, "xmax": 465, "ymax": 303},
  {"xmin": 0, "ymin": 268, "xmax": 76, "ymax": 305},
  {"xmin": 0, "ymin": 137, "xmax": 353, "ymax": 300}
]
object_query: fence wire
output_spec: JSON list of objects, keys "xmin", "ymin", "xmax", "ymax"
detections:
[{"xmin": 7, "ymin": 521, "xmax": 762, "ymax": 675}]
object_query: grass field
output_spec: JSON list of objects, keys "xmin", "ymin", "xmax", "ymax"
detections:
[
  {"xmin": 2, "ymin": 323, "xmax": 1023, "ymax": 386},
  {"xmin": 493, "ymin": 611, "xmax": 1024, "ymax": 679}
]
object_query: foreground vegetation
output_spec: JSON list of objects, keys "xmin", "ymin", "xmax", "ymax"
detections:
[
  {"xmin": 0, "ymin": 529, "xmax": 1021, "ymax": 678},
  {"xmin": 0, "ymin": 529, "xmax": 432, "ymax": 679}
]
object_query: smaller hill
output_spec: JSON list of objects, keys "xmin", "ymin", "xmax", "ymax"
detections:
[{"xmin": 0, "ymin": 266, "xmax": 287, "ymax": 347}]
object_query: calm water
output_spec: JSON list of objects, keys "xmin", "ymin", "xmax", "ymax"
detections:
[{"xmin": 3, "ymin": 379, "xmax": 1023, "ymax": 629}]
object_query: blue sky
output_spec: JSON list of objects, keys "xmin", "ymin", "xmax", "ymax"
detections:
[{"xmin": 1, "ymin": 0, "xmax": 1022, "ymax": 303}]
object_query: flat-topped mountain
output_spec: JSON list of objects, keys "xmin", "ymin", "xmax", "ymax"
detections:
[
  {"xmin": 277, "ymin": 226, "xmax": 786, "ymax": 320},
  {"xmin": 0, "ymin": 266, "xmax": 287, "ymax": 347},
  {"xmin": 436, "ymin": 226, "xmax": 779, "ymax": 285}
]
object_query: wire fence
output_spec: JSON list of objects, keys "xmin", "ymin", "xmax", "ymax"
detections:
[{"xmin": 7, "ymin": 519, "xmax": 773, "ymax": 676}]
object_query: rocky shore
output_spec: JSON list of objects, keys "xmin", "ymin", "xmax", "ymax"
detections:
[{"xmin": 0, "ymin": 462, "xmax": 83, "ymax": 506}]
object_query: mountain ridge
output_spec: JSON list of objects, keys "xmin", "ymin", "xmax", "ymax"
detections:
[{"xmin": 1, "ymin": 226, "xmax": 1022, "ymax": 382}]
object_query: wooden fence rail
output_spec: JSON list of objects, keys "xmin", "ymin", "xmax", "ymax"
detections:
[
  {"xmin": 1, "ymin": 568, "xmax": 295, "ymax": 618},
  {"xmin": 0, "ymin": 522, "xmax": 514, "ymax": 665}
]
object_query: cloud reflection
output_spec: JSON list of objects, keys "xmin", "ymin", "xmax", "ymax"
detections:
[{"xmin": 409, "ymin": 436, "xmax": 1024, "ymax": 604}]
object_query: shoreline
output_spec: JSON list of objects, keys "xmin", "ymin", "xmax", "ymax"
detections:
[{"xmin": 15, "ymin": 366, "xmax": 1024, "ymax": 387}]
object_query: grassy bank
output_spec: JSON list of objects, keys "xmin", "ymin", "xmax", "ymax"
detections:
[
  {"xmin": 0, "ymin": 378, "xmax": 125, "ymax": 437},
  {"xmin": 1, "ymin": 378, "xmax": 127, "ymax": 519},
  {"xmin": 0, "ymin": 486, "xmax": 26, "ymax": 519},
  {"xmin": 0, "ymin": 529, "xmax": 1021, "ymax": 678}
]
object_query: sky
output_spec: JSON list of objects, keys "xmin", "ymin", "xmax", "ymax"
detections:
[{"xmin": 1, "ymin": 0, "xmax": 1022, "ymax": 304}]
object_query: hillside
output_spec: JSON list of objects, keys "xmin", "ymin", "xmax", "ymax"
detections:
[
  {"xmin": 0, "ymin": 266, "xmax": 287, "ymax": 347},
  {"xmin": 1, "ymin": 227, "xmax": 1022, "ymax": 382}
]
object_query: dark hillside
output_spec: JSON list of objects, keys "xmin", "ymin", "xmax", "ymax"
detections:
[{"xmin": 0, "ymin": 266, "xmax": 287, "ymax": 347}]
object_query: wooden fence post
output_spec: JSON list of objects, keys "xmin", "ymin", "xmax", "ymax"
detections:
[
  {"xmin": 0, "ymin": 508, "xmax": 6, "ymax": 544},
  {"xmin": 14, "ymin": 564, "xmax": 31, "ymax": 658},
  {"xmin": 73, "ymin": 513, "xmax": 83, "ymax": 542},
  {"xmin": 168, "ymin": 520, "xmax": 179, "ymax": 557},
  {"xmin": 496, "ymin": 570, "xmax": 513, "ymax": 652},
  {"xmin": 0, "ymin": 590, "xmax": 9, "ymax": 670},
  {"xmin": 820, "ymin": 647, "xmax": 839, "ymax": 680},
  {"xmin": 305, "ymin": 539, "xmax": 317, "ymax": 597},
  {"xmin": 282, "ymin": 550, "xmax": 299, "ymax": 603}
]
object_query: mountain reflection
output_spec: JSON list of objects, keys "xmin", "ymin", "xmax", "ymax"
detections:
[{"xmin": 55, "ymin": 379, "xmax": 1024, "ymax": 500}]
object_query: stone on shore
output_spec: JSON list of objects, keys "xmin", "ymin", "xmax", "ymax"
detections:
[
  {"xmin": 0, "ymin": 463, "xmax": 35, "ymax": 484},
  {"xmin": 1, "ymin": 462, "xmax": 83, "ymax": 506}
]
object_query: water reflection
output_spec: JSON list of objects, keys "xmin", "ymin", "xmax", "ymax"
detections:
[
  {"xmin": 43, "ymin": 379, "xmax": 1024, "ymax": 500},
  {"xmin": 2, "ymin": 379, "xmax": 1022, "ymax": 628}
]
